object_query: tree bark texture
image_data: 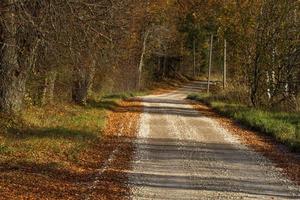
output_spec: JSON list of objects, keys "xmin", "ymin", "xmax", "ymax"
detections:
[
  {"xmin": 41, "ymin": 71, "xmax": 57, "ymax": 106},
  {"xmin": 72, "ymin": 58, "xmax": 96, "ymax": 105},
  {"xmin": 0, "ymin": 1, "xmax": 26, "ymax": 113}
]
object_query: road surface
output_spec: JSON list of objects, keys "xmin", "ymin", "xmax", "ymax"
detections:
[{"xmin": 127, "ymin": 82, "xmax": 300, "ymax": 199}]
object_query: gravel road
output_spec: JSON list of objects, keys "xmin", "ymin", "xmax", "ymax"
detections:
[{"xmin": 128, "ymin": 82, "xmax": 300, "ymax": 199}]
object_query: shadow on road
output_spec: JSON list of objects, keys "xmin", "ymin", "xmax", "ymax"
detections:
[{"xmin": 110, "ymin": 138, "xmax": 300, "ymax": 199}]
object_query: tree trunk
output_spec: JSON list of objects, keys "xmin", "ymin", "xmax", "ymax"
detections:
[
  {"xmin": 0, "ymin": 1, "xmax": 26, "ymax": 113},
  {"xmin": 207, "ymin": 34, "xmax": 213, "ymax": 93},
  {"xmin": 72, "ymin": 59, "xmax": 96, "ymax": 105},
  {"xmin": 137, "ymin": 30, "xmax": 150, "ymax": 90},
  {"xmin": 163, "ymin": 55, "xmax": 167, "ymax": 78},
  {"xmin": 250, "ymin": 57, "xmax": 260, "ymax": 107},
  {"xmin": 223, "ymin": 39, "xmax": 227, "ymax": 89},
  {"xmin": 193, "ymin": 38, "xmax": 196, "ymax": 77},
  {"xmin": 41, "ymin": 71, "xmax": 57, "ymax": 106}
]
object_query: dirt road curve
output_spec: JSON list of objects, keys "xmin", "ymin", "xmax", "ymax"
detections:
[{"xmin": 128, "ymin": 82, "xmax": 300, "ymax": 199}]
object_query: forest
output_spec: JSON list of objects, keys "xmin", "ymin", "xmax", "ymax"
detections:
[
  {"xmin": 0, "ymin": 0, "xmax": 299, "ymax": 199},
  {"xmin": 0, "ymin": 0, "xmax": 299, "ymax": 113}
]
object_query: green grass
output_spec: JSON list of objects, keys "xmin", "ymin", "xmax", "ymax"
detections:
[
  {"xmin": 0, "ymin": 144, "xmax": 13, "ymax": 154},
  {"xmin": 188, "ymin": 93, "xmax": 300, "ymax": 152},
  {"xmin": 0, "ymin": 103, "xmax": 106, "ymax": 166},
  {"xmin": 103, "ymin": 91, "xmax": 148, "ymax": 99}
]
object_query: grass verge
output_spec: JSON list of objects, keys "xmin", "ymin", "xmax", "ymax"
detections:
[
  {"xmin": 0, "ymin": 91, "xmax": 144, "ymax": 172},
  {"xmin": 188, "ymin": 93, "xmax": 300, "ymax": 152}
]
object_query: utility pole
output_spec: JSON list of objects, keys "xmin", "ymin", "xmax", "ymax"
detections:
[
  {"xmin": 207, "ymin": 34, "xmax": 213, "ymax": 93},
  {"xmin": 223, "ymin": 39, "xmax": 227, "ymax": 89},
  {"xmin": 193, "ymin": 38, "xmax": 196, "ymax": 77},
  {"xmin": 138, "ymin": 30, "xmax": 150, "ymax": 90}
]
